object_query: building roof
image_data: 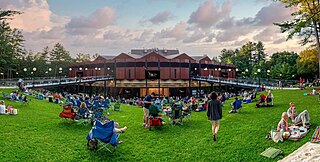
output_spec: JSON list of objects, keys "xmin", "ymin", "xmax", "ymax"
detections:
[
  {"xmin": 101, "ymin": 55, "xmax": 116, "ymax": 60},
  {"xmin": 130, "ymin": 48, "xmax": 179, "ymax": 56}
]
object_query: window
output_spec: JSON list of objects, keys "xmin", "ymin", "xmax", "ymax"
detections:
[
  {"xmin": 174, "ymin": 69, "xmax": 177, "ymax": 79},
  {"xmin": 128, "ymin": 69, "xmax": 131, "ymax": 79}
]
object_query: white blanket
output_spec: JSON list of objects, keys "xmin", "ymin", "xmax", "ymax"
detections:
[{"xmin": 278, "ymin": 142, "xmax": 320, "ymax": 162}]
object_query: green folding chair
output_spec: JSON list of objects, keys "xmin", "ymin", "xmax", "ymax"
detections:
[{"xmin": 113, "ymin": 102, "xmax": 120, "ymax": 111}]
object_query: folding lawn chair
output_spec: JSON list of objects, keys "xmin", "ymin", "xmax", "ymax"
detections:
[
  {"xmin": 86, "ymin": 120, "xmax": 119, "ymax": 152},
  {"xmin": 170, "ymin": 104, "xmax": 184, "ymax": 125},
  {"xmin": 148, "ymin": 105, "xmax": 163, "ymax": 130},
  {"xmin": 113, "ymin": 102, "xmax": 120, "ymax": 111}
]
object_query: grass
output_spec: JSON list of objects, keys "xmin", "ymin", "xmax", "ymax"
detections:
[{"xmin": 0, "ymin": 88, "xmax": 319, "ymax": 161}]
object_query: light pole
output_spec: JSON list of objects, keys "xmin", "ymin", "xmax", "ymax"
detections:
[
  {"xmin": 94, "ymin": 67, "xmax": 98, "ymax": 79},
  {"xmin": 32, "ymin": 67, "xmax": 37, "ymax": 88},
  {"xmin": 279, "ymin": 73, "xmax": 282, "ymax": 89},
  {"xmin": 257, "ymin": 68, "xmax": 261, "ymax": 88},
  {"xmin": 23, "ymin": 68, "xmax": 27, "ymax": 80},
  {"xmin": 58, "ymin": 67, "xmax": 62, "ymax": 84},
  {"xmin": 69, "ymin": 68, "xmax": 72, "ymax": 78},
  {"xmin": 48, "ymin": 68, "xmax": 52, "ymax": 78},
  {"xmin": 218, "ymin": 68, "xmax": 221, "ymax": 91},
  {"xmin": 235, "ymin": 68, "xmax": 239, "ymax": 86}
]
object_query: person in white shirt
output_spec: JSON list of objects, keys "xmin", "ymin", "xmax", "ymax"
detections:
[
  {"xmin": 312, "ymin": 88, "xmax": 317, "ymax": 95},
  {"xmin": 0, "ymin": 100, "xmax": 7, "ymax": 114}
]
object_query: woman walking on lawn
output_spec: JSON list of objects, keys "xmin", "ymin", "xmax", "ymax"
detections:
[{"xmin": 207, "ymin": 92, "xmax": 222, "ymax": 141}]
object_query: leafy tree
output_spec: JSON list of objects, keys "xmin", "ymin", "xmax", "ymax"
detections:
[
  {"xmin": 0, "ymin": 9, "xmax": 24, "ymax": 79},
  {"xmin": 91, "ymin": 53, "xmax": 99, "ymax": 61},
  {"xmin": 219, "ymin": 41, "xmax": 267, "ymax": 77},
  {"xmin": 275, "ymin": 0, "xmax": 320, "ymax": 78},
  {"xmin": 268, "ymin": 51, "xmax": 298, "ymax": 79},
  {"xmin": 297, "ymin": 48, "xmax": 319, "ymax": 79},
  {"xmin": 75, "ymin": 53, "xmax": 91, "ymax": 63},
  {"xmin": 219, "ymin": 49, "xmax": 235, "ymax": 64}
]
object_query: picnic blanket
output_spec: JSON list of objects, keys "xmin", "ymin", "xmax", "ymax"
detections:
[
  {"xmin": 288, "ymin": 126, "xmax": 309, "ymax": 141},
  {"xmin": 311, "ymin": 126, "xmax": 320, "ymax": 143},
  {"xmin": 278, "ymin": 142, "xmax": 320, "ymax": 162}
]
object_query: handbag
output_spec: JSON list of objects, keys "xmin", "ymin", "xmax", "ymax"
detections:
[{"xmin": 271, "ymin": 130, "xmax": 283, "ymax": 143}]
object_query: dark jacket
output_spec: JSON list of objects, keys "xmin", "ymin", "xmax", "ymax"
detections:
[{"xmin": 207, "ymin": 99, "xmax": 222, "ymax": 121}]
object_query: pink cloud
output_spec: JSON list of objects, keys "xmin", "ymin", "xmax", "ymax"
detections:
[
  {"xmin": 66, "ymin": 7, "xmax": 115, "ymax": 35},
  {"xmin": 154, "ymin": 21, "xmax": 187, "ymax": 40},
  {"xmin": 188, "ymin": 0, "xmax": 232, "ymax": 28}
]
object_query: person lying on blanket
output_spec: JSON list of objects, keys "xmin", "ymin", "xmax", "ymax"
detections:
[{"xmin": 287, "ymin": 102, "xmax": 311, "ymax": 128}]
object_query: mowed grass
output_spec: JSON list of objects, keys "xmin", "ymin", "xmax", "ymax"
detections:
[{"xmin": 0, "ymin": 88, "xmax": 319, "ymax": 161}]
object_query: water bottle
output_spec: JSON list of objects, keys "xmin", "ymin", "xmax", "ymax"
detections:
[{"xmin": 271, "ymin": 126, "xmax": 274, "ymax": 132}]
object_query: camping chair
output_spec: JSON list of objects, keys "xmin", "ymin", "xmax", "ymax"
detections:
[
  {"xmin": 85, "ymin": 100, "xmax": 92, "ymax": 109},
  {"xmin": 2, "ymin": 92, "xmax": 10, "ymax": 99},
  {"xmin": 59, "ymin": 103, "xmax": 76, "ymax": 120},
  {"xmin": 148, "ymin": 105, "xmax": 163, "ymax": 130},
  {"xmin": 55, "ymin": 98, "xmax": 60, "ymax": 104},
  {"xmin": 91, "ymin": 108, "xmax": 107, "ymax": 124},
  {"xmin": 113, "ymin": 102, "xmax": 120, "ymax": 111},
  {"xmin": 235, "ymin": 100, "xmax": 242, "ymax": 111},
  {"xmin": 74, "ymin": 108, "xmax": 91, "ymax": 125},
  {"xmin": 76, "ymin": 99, "xmax": 81, "ymax": 108},
  {"xmin": 182, "ymin": 106, "xmax": 192, "ymax": 120},
  {"xmin": 86, "ymin": 120, "xmax": 119, "ymax": 152},
  {"xmin": 170, "ymin": 103, "xmax": 184, "ymax": 125},
  {"xmin": 21, "ymin": 95, "xmax": 29, "ymax": 105}
]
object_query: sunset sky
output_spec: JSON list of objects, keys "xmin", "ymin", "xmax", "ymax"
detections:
[{"xmin": 1, "ymin": 0, "xmax": 304, "ymax": 58}]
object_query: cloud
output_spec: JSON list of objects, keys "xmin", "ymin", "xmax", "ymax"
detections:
[
  {"xmin": 134, "ymin": 29, "xmax": 154, "ymax": 41},
  {"xmin": 3, "ymin": 0, "xmax": 68, "ymax": 32},
  {"xmin": 154, "ymin": 21, "xmax": 187, "ymax": 40},
  {"xmin": 148, "ymin": 11, "xmax": 174, "ymax": 25},
  {"xmin": 253, "ymin": 27, "xmax": 281, "ymax": 42},
  {"xmin": 182, "ymin": 29, "xmax": 206, "ymax": 43},
  {"xmin": 254, "ymin": 3, "xmax": 292, "ymax": 26},
  {"xmin": 66, "ymin": 7, "xmax": 115, "ymax": 35},
  {"xmin": 188, "ymin": 0, "xmax": 232, "ymax": 28}
]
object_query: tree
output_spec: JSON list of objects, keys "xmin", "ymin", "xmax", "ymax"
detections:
[
  {"xmin": 268, "ymin": 51, "xmax": 298, "ymax": 79},
  {"xmin": 297, "ymin": 48, "xmax": 319, "ymax": 79},
  {"xmin": 275, "ymin": 0, "xmax": 320, "ymax": 78},
  {"xmin": 50, "ymin": 43, "xmax": 72, "ymax": 62},
  {"xmin": 219, "ymin": 49, "xmax": 236, "ymax": 64},
  {"xmin": 49, "ymin": 43, "xmax": 73, "ymax": 77},
  {"xmin": 0, "ymin": 9, "xmax": 24, "ymax": 79},
  {"xmin": 75, "ymin": 53, "xmax": 91, "ymax": 63},
  {"xmin": 91, "ymin": 53, "xmax": 99, "ymax": 61}
]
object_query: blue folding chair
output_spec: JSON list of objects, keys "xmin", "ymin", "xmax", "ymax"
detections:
[
  {"xmin": 86, "ymin": 120, "xmax": 119, "ymax": 152},
  {"xmin": 85, "ymin": 100, "xmax": 92, "ymax": 109},
  {"xmin": 76, "ymin": 99, "xmax": 81, "ymax": 108}
]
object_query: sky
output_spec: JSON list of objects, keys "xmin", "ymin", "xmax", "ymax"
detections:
[{"xmin": 1, "ymin": 0, "xmax": 304, "ymax": 58}]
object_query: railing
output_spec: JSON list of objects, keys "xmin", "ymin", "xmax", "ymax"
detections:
[
  {"xmin": 191, "ymin": 76, "xmax": 299, "ymax": 89},
  {"xmin": 0, "ymin": 76, "xmax": 114, "ymax": 88}
]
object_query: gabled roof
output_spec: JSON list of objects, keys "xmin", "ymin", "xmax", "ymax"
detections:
[
  {"xmin": 101, "ymin": 55, "xmax": 116, "ymax": 60},
  {"xmin": 139, "ymin": 52, "xmax": 167, "ymax": 60}
]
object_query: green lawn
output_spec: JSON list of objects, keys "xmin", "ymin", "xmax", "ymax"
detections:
[{"xmin": 0, "ymin": 88, "xmax": 319, "ymax": 161}]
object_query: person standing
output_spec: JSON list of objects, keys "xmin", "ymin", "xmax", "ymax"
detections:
[
  {"xmin": 207, "ymin": 92, "xmax": 222, "ymax": 141},
  {"xmin": 299, "ymin": 77, "xmax": 303, "ymax": 89},
  {"xmin": 143, "ymin": 92, "xmax": 155, "ymax": 128}
]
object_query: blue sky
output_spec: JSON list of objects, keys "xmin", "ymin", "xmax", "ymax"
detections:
[
  {"xmin": 3, "ymin": 0, "xmax": 301, "ymax": 57},
  {"xmin": 47, "ymin": 0, "xmax": 269, "ymax": 29}
]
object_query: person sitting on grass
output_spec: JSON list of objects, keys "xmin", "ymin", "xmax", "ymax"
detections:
[
  {"xmin": 229, "ymin": 97, "xmax": 239, "ymax": 114},
  {"xmin": 312, "ymin": 88, "xmax": 317, "ymax": 95},
  {"xmin": 287, "ymin": 102, "xmax": 311, "ymax": 128},
  {"xmin": 277, "ymin": 112, "xmax": 291, "ymax": 132},
  {"xmin": 0, "ymin": 100, "xmax": 7, "ymax": 114}
]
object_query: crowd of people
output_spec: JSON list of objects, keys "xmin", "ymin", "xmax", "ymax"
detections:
[{"xmin": 2, "ymin": 83, "xmax": 318, "ymax": 145}]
